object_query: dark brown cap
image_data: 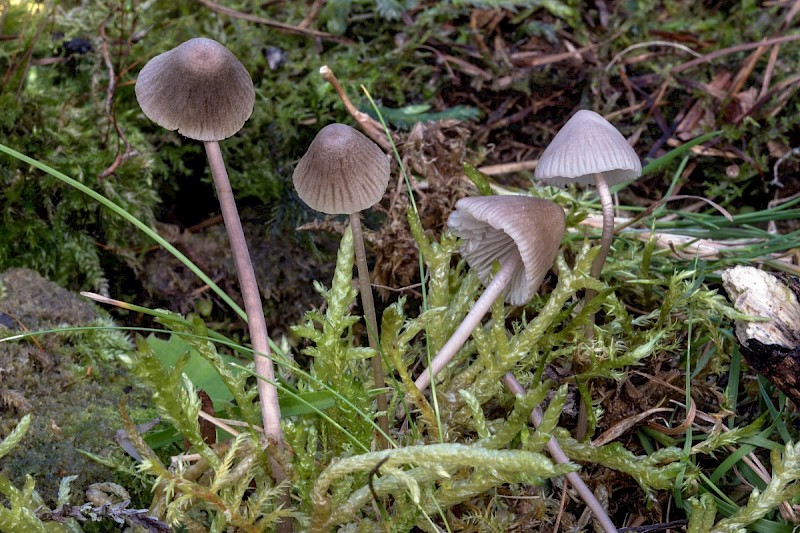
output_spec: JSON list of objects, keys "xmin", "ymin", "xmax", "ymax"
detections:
[
  {"xmin": 447, "ymin": 196, "xmax": 565, "ymax": 305},
  {"xmin": 292, "ymin": 123, "xmax": 390, "ymax": 214},
  {"xmin": 135, "ymin": 37, "xmax": 255, "ymax": 141}
]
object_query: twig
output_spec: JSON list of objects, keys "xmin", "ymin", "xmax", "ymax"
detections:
[
  {"xmin": 98, "ymin": 13, "xmax": 137, "ymax": 178},
  {"xmin": 477, "ymin": 159, "xmax": 537, "ymax": 175},
  {"xmin": 614, "ymin": 194, "xmax": 733, "ymax": 233},
  {"xmin": 198, "ymin": 410, "xmax": 241, "ymax": 437},
  {"xmin": 605, "ymin": 40, "xmax": 702, "ymax": 72},
  {"xmin": 299, "ymin": 0, "xmax": 325, "ymax": 29},
  {"xmin": 198, "ymin": 0, "xmax": 353, "ymax": 44},
  {"xmin": 669, "ymin": 34, "xmax": 800, "ymax": 75},
  {"xmin": 319, "ymin": 65, "xmax": 392, "ymax": 151}
]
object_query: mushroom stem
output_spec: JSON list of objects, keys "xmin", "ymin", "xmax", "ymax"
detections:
[
  {"xmin": 590, "ymin": 172, "xmax": 615, "ymax": 281},
  {"xmin": 502, "ymin": 373, "xmax": 618, "ymax": 533},
  {"xmin": 204, "ymin": 141, "xmax": 283, "ymax": 444},
  {"xmin": 583, "ymin": 172, "xmax": 614, "ymax": 344},
  {"xmin": 414, "ymin": 254, "xmax": 520, "ymax": 393},
  {"xmin": 349, "ymin": 213, "xmax": 389, "ymax": 449}
]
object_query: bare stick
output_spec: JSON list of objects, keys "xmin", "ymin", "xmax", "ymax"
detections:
[
  {"xmin": 502, "ymin": 373, "xmax": 618, "ymax": 533},
  {"xmin": 350, "ymin": 213, "xmax": 389, "ymax": 449},
  {"xmin": 319, "ymin": 65, "xmax": 391, "ymax": 151}
]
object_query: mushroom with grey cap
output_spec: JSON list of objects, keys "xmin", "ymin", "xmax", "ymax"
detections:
[
  {"xmin": 134, "ymin": 38, "xmax": 283, "ymax": 446},
  {"xmin": 534, "ymin": 109, "xmax": 641, "ymax": 282},
  {"xmin": 414, "ymin": 195, "xmax": 565, "ymax": 392},
  {"xmin": 292, "ymin": 123, "xmax": 391, "ymax": 447},
  {"xmin": 135, "ymin": 37, "xmax": 254, "ymax": 142}
]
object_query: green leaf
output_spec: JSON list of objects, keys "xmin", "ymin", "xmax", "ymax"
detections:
[{"xmin": 146, "ymin": 334, "xmax": 239, "ymax": 408}]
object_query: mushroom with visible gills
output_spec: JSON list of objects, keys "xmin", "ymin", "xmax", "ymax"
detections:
[
  {"xmin": 292, "ymin": 123, "xmax": 391, "ymax": 447},
  {"xmin": 534, "ymin": 109, "xmax": 641, "ymax": 282},
  {"xmin": 135, "ymin": 38, "xmax": 284, "ymax": 445},
  {"xmin": 414, "ymin": 195, "xmax": 565, "ymax": 392}
]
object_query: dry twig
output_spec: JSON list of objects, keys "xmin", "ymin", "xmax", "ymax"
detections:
[{"xmin": 198, "ymin": 0, "xmax": 353, "ymax": 44}]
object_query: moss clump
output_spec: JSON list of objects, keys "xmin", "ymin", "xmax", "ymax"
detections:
[{"xmin": 0, "ymin": 268, "xmax": 154, "ymax": 505}]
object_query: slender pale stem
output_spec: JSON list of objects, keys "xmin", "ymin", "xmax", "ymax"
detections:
[
  {"xmin": 204, "ymin": 141, "xmax": 283, "ymax": 445},
  {"xmin": 502, "ymin": 373, "xmax": 618, "ymax": 533},
  {"xmin": 581, "ymin": 172, "xmax": 616, "ymax": 434},
  {"xmin": 414, "ymin": 255, "xmax": 520, "ymax": 392},
  {"xmin": 350, "ymin": 214, "xmax": 389, "ymax": 449},
  {"xmin": 590, "ymin": 172, "xmax": 615, "ymax": 280}
]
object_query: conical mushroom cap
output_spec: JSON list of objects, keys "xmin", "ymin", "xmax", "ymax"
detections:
[
  {"xmin": 135, "ymin": 37, "xmax": 255, "ymax": 141},
  {"xmin": 292, "ymin": 123, "xmax": 390, "ymax": 215},
  {"xmin": 535, "ymin": 109, "xmax": 641, "ymax": 187},
  {"xmin": 447, "ymin": 196, "xmax": 565, "ymax": 306}
]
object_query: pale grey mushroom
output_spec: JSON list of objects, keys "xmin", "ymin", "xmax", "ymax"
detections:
[
  {"xmin": 293, "ymin": 123, "xmax": 390, "ymax": 214},
  {"xmin": 292, "ymin": 123, "xmax": 391, "ymax": 447},
  {"xmin": 535, "ymin": 109, "xmax": 641, "ymax": 280},
  {"xmin": 135, "ymin": 38, "xmax": 283, "ymax": 447},
  {"xmin": 414, "ymin": 195, "xmax": 565, "ymax": 392},
  {"xmin": 135, "ymin": 37, "xmax": 255, "ymax": 142}
]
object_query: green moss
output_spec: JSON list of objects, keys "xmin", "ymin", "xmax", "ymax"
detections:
[{"xmin": 0, "ymin": 268, "xmax": 155, "ymax": 506}]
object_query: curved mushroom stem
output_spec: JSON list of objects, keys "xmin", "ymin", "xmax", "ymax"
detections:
[
  {"xmin": 502, "ymin": 373, "xmax": 618, "ymax": 533},
  {"xmin": 204, "ymin": 141, "xmax": 283, "ymax": 445},
  {"xmin": 583, "ymin": 171, "xmax": 614, "ymax": 342},
  {"xmin": 579, "ymin": 172, "xmax": 616, "ymax": 436},
  {"xmin": 414, "ymin": 254, "xmax": 520, "ymax": 393},
  {"xmin": 590, "ymin": 172, "xmax": 615, "ymax": 281},
  {"xmin": 349, "ymin": 213, "xmax": 389, "ymax": 449}
]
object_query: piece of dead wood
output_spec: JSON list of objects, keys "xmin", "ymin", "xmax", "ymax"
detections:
[{"xmin": 722, "ymin": 266, "xmax": 800, "ymax": 404}]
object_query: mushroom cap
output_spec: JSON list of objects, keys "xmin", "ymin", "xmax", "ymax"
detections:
[
  {"xmin": 292, "ymin": 123, "xmax": 390, "ymax": 215},
  {"xmin": 447, "ymin": 195, "xmax": 565, "ymax": 306},
  {"xmin": 135, "ymin": 37, "xmax": 255, "ymax": 142},
  {"xmin": 534, "ymin": 109, "xmax": 641, "ymax": 187}
]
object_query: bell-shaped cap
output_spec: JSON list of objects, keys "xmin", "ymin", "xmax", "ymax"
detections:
[
  {"xmin": 135, "ymin": 37, "xmax": 255, "ymax": 141},
  {"xmin": 535, "ymin": 109, "xmax": 641, "ymax": 187},
  {"xmin": 292, "ymin": 123, "xmax": 390, "ymax": 215},
  {"xmin": 447, "ymin": 196, "xmax": 565, "ymax": 305}
]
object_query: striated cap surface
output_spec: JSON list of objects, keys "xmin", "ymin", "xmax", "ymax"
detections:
[
  {"xmin": 135, "ymin": 37, "xmax": 255, "ymax": 141},
  {"xmin": 535, "ymin": 109, "xmax": 641, "ymax": 187},
  {"xmin": 292, "ymin": 123, "xmax": 390, "ymax": 214},
  {"xmin": 447, "ymin": 195, "xmax": 565, "ymax": 305}
]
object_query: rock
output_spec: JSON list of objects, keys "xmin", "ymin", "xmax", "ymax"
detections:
[{"xmin": 0, "ymin": 268, "xmax": 152, "ymax": 504}]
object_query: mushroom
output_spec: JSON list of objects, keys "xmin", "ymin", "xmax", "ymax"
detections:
[
  {"xmin": 534, "ymin": 109, "xmax": 641, "ymax": 282},
  {"xmin": 135, "ymin": 38, "xmax": 283, "ymax": 445},
  {"xmin": 292, "ymin": 123, "xmax": 391, "ymax": 446},
  {"xmin": 414, "ymin": 195, "xmax": 565, "ymax": 392}
]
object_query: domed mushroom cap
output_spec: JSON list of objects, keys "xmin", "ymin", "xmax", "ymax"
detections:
[
  {"xmin": 535, "ymin": 109, "xmax": 641, "ymax": 187},
  {"xmin": 447, "ymin": 196, "xmax": 565, "ymax": 306},
  {"xmin": 135, "ymin": 37, "xmax": 255, "ymax": 142},
  {"xmin": 292, "ymin": 123, "xmax": 390, "ymax": 215}
]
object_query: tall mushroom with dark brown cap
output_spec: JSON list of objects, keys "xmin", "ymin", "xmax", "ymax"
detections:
[
  {"xmin": 292, "ymin": 123, "xmax": 391, "ymax": 447},
  {"xmin": 414, "ymin": 195, "xmax": 565, "ymax": 392},
  {"xmin": 534, "ymin": 109, "xmax": 641, "ymax": 281},
  {"xmin": 135, "ymin": 38, "xmax": 283, "ymax": 445}
]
